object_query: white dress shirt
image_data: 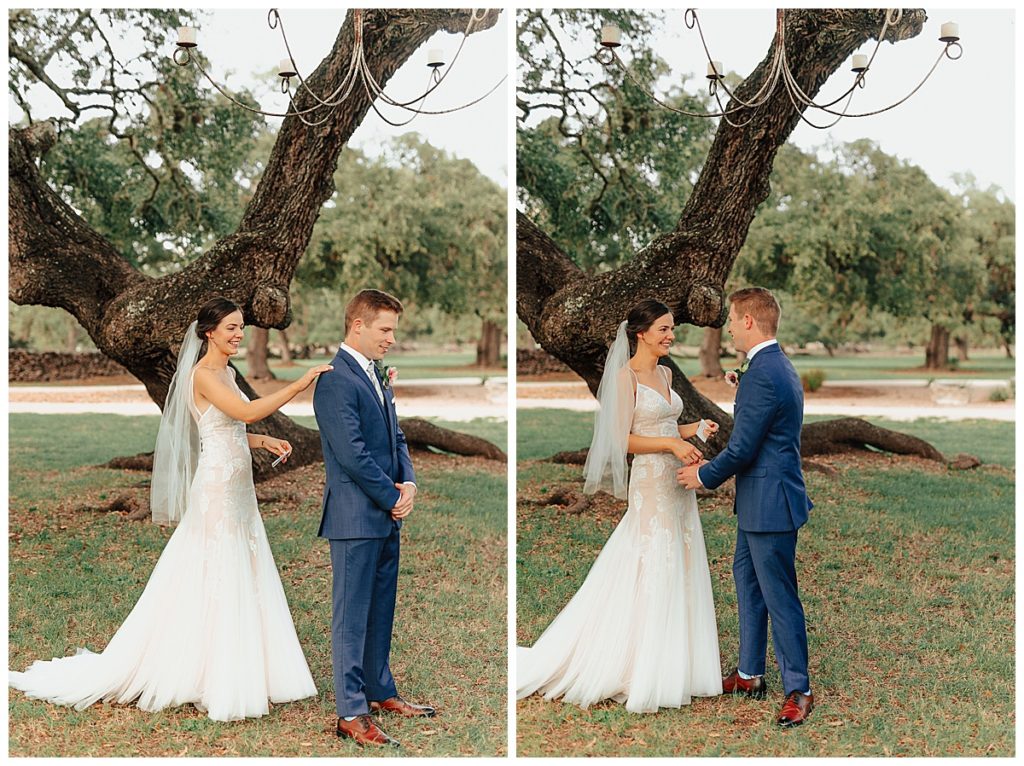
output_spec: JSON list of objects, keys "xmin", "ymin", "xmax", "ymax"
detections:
[{"xmin": 340, "ymin": 342, "xmax": 384, "ymax": 403}]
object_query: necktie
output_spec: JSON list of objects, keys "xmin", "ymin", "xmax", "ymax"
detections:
[{"xmin": 366, "ymin": 361, "xmax": 384, "ymax": 403}]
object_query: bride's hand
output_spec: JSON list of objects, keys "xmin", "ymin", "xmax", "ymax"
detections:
[
  {"xmin": 671, "ymin": 439, "xmax": 703, "ymax": 465},
  {"xmin": 261, "ymin": 436, "xmax": 292, "ymax": 461},
  {"xmin": 299, "ymin": 364, "xmax": 334, "ymax": 389}
]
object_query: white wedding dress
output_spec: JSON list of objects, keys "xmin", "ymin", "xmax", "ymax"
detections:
[
  {"xmin": 517, "ymin": 380, "xmax": 723, "ymax": 713},
  {"xmin": 9, "ymin": 369, "xmax": 317, "ymax": 721}
]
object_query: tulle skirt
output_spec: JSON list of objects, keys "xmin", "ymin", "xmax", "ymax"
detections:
[
  {"xmin": 9, "ymin": 491, "xmax": 316, "ymax": 721},
  {"xmin": 517, "ymin": 488, "xmax": 722, "ymax": 713}
]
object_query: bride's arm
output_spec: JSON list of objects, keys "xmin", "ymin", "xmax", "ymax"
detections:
[
  {"xmin": 193, "ymin": 365, "xmax": 330, "ymax": 424},
  {"xmin": 627, "ymin": 434, "xmax": 702, "ymax": 464}
]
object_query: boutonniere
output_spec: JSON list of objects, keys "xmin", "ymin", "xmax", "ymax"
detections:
[
  {"xmin": 376, "ymin": 361, "xmax": 398, "ymax": 390},
  {"xmin": 724, "ymin": 359, "xmax": 750, "ymax": 388}
]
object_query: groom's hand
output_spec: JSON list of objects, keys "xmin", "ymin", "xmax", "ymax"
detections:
[
  {"xmin": 677, "ymin": 463, "xmax": 705, "ymax": 490},
  {"xmin": 391, "ymin": 482, "xmax": 416, "ymax": 519}
]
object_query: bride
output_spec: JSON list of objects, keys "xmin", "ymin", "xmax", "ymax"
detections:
[
  {"xmin": 517, "ymin": 299, "xmax": 723, "ymax": 713},
  {"xmin": 10, "ymin": 297, "xmax": 333, "ymax": 722}
]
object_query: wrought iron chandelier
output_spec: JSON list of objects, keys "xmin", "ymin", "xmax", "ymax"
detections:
[
  {"xmin": 596, "ymin": 9, "xmax": 962, "ymax": 130},
  {"xmin": 173, "ymin": 8, "xmax": 506, "ymax": 127}
]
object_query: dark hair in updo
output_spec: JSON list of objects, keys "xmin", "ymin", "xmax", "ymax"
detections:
[
  {"xmin": 625, "ymin": 299, "xmax": 672, "ymax": 354},
  {"xmin": 195, "ymin": 297, "xmax": 242, "ymax": 342}
]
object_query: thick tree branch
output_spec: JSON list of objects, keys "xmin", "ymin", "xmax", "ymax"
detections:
[
  {"xmin": 517, "ymin": 9, "xmax": 931, "ymax": 448},
  {"xmin": 10, "ymin": 9, "xmax": 504, "ymax": 477}
]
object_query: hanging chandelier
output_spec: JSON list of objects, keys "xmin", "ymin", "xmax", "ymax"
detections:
[
  {"xmin": 596, "ymin": 9, "xmax": 962, "ymax": 130},
  {"xmin": 173, "ymin": 8, "xmax": 506, "ymax": 127}
]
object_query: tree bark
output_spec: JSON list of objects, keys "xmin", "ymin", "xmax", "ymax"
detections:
[
  {"xmin": 401, "ymin": 417, "xmax": 506, "ymax": 462},
  {"xmin": 516, "ymin": 10, "xmax": 928, "ymax": 453},
  {"xmin": 953, "ymin": 335, "xmax": 969, "ymax": 362},
  {"xmin": 278, "ymin": 329, "xmax": 295, "ymax": 366},
  {"xmin": 925, "ymin": 323, "xmax": 951, "ymax": 370},
  {"xmin": 699, "ymin": 326, "xmax": 724, "ymax": 377},
  {"xmin": 475, "ymin": 317, "xmax": 503, "ymax": 367},
  {"xmin": 247, "ymin": 327, "xmax": 275, "ymax": 380},
  {"xmin": 800, "ymin": 417, "xmax": 945, "ymax": 462},
  {"xmin": 9, "ymin": 9, "xmax": 502, "ymax": 477},
  {"xmin": 65, "ymin": 315, "xmax": 78, "ymax": 354}
]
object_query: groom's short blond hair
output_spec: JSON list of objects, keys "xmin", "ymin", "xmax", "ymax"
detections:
[
  {"xmin": 344, "ymin": 289, "xmax": 404, "ymax": 333},
  {"xmin": 729, "ymin": 287, "xmax": 780, "ymax": 336}
]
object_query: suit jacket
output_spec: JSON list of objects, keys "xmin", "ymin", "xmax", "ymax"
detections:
[
  {"xmin": 698, "ymin": 344, "xmax": 812, "ymax": 532},
  {"xmin": 313, "ymin": 348, "xmax": 415, "ymax": 539}
]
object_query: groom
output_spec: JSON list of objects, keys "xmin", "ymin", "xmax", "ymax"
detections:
[
  {"xmin": 313, "ymin": 288, "xmax": 435, "ymax": 748},
  {"xmin": 678, "ymin": 287, "xmax": 814, "ymax": 728}
]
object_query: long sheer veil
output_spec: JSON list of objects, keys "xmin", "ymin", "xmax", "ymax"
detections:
[
  {"xmin": 150, "ymin": 321, "xmax": 202, "ymax": 524},
  {"xmin": 582, "ymin": 320, "xmax": 633, "ymax": 499}
]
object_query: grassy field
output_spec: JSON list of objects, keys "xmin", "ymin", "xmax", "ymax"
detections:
[
  {"xmin": 8, "ymin": 413, "xmax": 507, "ymax": 757},
  {"xmin": 516, "ymin": 409, "xmax": 1014, "ymax": 757},
  {"xmin": 668, "ymin": 349, "xmax": 1015, "ymax": 381},
  {"xmin": 232, "ymin": 351, "xmax": 505, "ymax": 382}
]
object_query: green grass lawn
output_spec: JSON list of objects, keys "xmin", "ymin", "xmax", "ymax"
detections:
[
  {"xmin": 232, "ymin": 351, "xmax": 505, "ymax": 382},
  {"xmin": 516, "ymin": 410, "xmax": 1014, "ymax": 757},
  {"xmin": 669, "ymin": 350, "xmax": 1015, "ymax": 381},
  {"xmin": 8, "ymin": 414, "xmax": 507, "ymax": 757}
]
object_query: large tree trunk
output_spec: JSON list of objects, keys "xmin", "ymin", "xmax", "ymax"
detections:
[
  {"xmin": 925, "ymin": 323, "xmax": 951, "ymax": 370},
  {"xmin": 953, "ymin": 334, "xmax": 969, "ymax": 362},
  {"xmin": 516, "ymin": 10, "xmax": 928, "ymax": 454},
  {"xmin": 278, "ymin": 329, "xmax": 295, "ymax": 366},
  {"xmin": 65, "ymin": 314, "xmax": 77, "ymax": 354},
  {"xmin": 9, "ymin": 10, "xmax": 502, "ymax": 476},
  {"xmin": 698, "ymin": 326, "xmax": 724, "ymax": 378},
  {"xmin": 476, "ymin": 317, "xmax": 502, "ymax": 367},
  {"xmin": 248, "ymin": 327, "xmax": 275, "ymax": 381}
]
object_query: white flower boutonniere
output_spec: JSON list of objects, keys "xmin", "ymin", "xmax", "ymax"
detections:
[
  {"xmin": 725, "ymin": 359, "xmax": 750, "ymax": 388},
  {"xmin": 376, "ymin": 361, "xmax": 398, "ymax": 390}
]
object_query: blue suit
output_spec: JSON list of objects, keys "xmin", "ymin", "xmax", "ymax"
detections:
[
  {"xmin": 313, "ymin": 347, "xmax": 415, "ymax": 717},
  {"xmin": 698, "ymin": 343, "xmax": 812, "ymax": 695}
]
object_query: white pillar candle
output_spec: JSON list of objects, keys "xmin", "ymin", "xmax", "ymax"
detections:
[
  {"xmin": 707, "ymin": 60, "xmax": 723, "ymax": 79},
  {"xmin": 279, "ymin": 58, "xmax": 296, "ymax": 77},
  {"xmin": 600, "ymin": 24, "xmax": 621, "ymax": 47},
  {"xmin": 851, "ymin": 54, "xmax": 868, "ymax": 71},
  {"xmin": 940, "ymin": 21, "xmax": 959, "ymax": 42},
  {"xmin": 427, "ymin": 48, "xmax": 444, "ymax": 67},
  {"xmin": 177, "ymin": 26, "xmax": 196, "ymax": 47}
]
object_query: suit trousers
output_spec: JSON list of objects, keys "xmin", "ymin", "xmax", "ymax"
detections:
[
  {"xmin": 734, "ymin": 528, "xmax": 810, "ymax": 695},
  {"xmin": 329, "ymin": 527, "xmax": 400, "ymax": 716}
]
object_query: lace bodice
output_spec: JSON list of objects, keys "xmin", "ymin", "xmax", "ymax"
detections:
[
  {"xmin": 189, "ymin": 370, "xmax": 258, "ymax": 533},
  {"xmin": 631, "ymin": 383, "xmax": 683, "ymax": 437}
]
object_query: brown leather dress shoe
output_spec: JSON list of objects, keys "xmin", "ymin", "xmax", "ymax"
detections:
[
  {"xmin": 777, "ymin": 691, "xmax": 814, "ymax": 728},
  {"xmin": 369, "ymin": 694, "xmax": 436, "ymax": 718},
  {"xmin": 722, "ymin": 668, "xmax": 768, "ymax": 699},
  {"xmin": 336, "ymin": 715, "xmax": 400, "ymax": 747}
]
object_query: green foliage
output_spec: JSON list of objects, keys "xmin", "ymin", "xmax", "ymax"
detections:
[
  {"xmin": 736, "ymin": 141, "xmax": 1013, "ymax": 351},
  {"xmin": 800, "ymin": 368, "xmax": 826, "ymax": 392},
  {"xmin": 517, "ymin": 9, "xmax": 715, "ymax": 269},
  {"xmin": 10, "ymin": 10, "xmax": 266, "ymax": 271},
  {"xmin": 297, "ymin": 135, "xmax": 506, "ymax": 325}
]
